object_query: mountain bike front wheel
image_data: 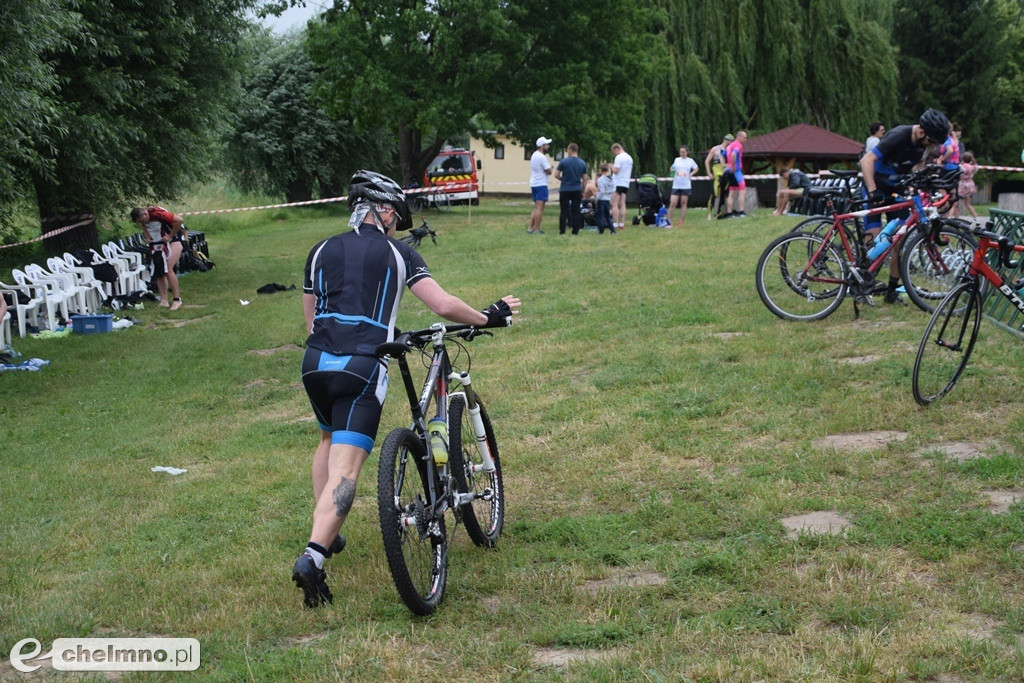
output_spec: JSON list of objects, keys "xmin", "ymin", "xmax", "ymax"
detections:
[
  {"xmin": 377, "ymin": 428, "xmax": 448, "ymax": 615},
  {"xmin": 448, "ymin": 395, "xmax": 504, "ymax": 547},
  {"xmin": 756, "ymin": 231, "xmax": 849, "ymax": 321},
  {"xmin": 912, "ymin": 282, "xmax": 981, "ymax": 406}
]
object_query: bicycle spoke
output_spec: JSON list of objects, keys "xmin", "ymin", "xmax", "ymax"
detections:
[
  {"xmin": 448, "ymin": 395, "xmax": 504, "ymax": 547},
  {"xmin": 377, "ymin": 428, "xmax": 447, "ymax": 615},
  {"xmin": 756, "ymin": 231, "xmax": 849, "ymax": 321},
  {"xmin": 900, "ymin": 226, "xmax": 976, "ymax": 313}
]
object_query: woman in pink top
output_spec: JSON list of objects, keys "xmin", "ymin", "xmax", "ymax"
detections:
[{"xmin": 958, "ymin": 152, "xmax": 979, "ymax": 219}]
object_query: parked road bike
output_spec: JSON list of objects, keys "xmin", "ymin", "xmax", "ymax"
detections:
[
  {"xmin": 400, "ymin": 219, "xmax": 438, "ymax": 249},
  {"xmin": 912, "ymin": 221, "xmax": 1024, "ymax": 405},
  {"xmin": 756, "ymin": 167, "xmax": 971, "ymax": 321},
  {"xmin": 374, "ymin": 323, "xmax": 506, "ymax": 615}
]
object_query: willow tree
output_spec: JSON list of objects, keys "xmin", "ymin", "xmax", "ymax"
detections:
[
  {"xmin": 25, "ymin": 0, "xmax": 256, "ymax": 246},
  {"xmin": 0, "ymin": 0, "xmax": 77, "ymax": 241},
  {"xmin": 638, "ymin": 0, "xmax": 897, "ymax": 171}
]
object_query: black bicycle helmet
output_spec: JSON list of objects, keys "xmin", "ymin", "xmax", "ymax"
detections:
[
  {"xmin": 919, "ymin": 108, "xmax": 951, "ymax": 143},
  {"xmin": 347, "ymin": 170, "xmax": 413, "ymax": 231}
]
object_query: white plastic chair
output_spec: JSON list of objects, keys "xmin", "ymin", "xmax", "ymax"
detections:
[
  {"xmin": 48, "ymin": 257, "xmax": 105, "ymax": 312},
  {"xmin": 24, "ymin": 263, "xmax": 90, "ymax": 316},
  {"xmin": 0, "ymin": 277, "xmax": 46, "ymax": 337},
  {"xmin": 99, "ymin": 244, "xmax": 146, "ymax": 294},
  {"xmin": 12, "ymin": 267, "xmax": 70, "ymax": 330},
  {"xmin": 64, "ymin": 253, "xmax": 112, "ymax": 299}
]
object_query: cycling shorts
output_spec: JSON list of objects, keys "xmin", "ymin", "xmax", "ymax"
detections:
[
  {"xmin": 149, "ymin": 242, "xmax": 169, "ymax": 278},
  {"xmin": 728, "ymin": 170, "xmax": 745, "ymax": 190},
  {"xmin": 301, "ymin": 348, "xmax": 388, "ymax": 452}
]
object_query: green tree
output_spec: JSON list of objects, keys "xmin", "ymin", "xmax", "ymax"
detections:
[
  {"xmin": 0, "ymin": 0, "xmax": 78, "ymax": 241},
  {"xmin": 306, "ymin": 0, "xmax": 663, "ymax": 184},
  {"xmin": 894, "ymin": 0, "xmax": 1024, "ymax": 164},
  {"xmin": 25, "ymin": 0, "xmax": 257, "ymax": 246},
  {"xmin": 640, "ymin": 0, "xmax": 897, "ymax": 170},
  {"xmin": 224, "ymin": 33, "xmax": 395, "ymax": 202}
]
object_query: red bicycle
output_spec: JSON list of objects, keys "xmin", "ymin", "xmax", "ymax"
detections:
[
  {"xmin": 912, "ymin": 220, "xmax": 1024, "ymax": 405},
  {"xmin": 756, "ymin": 168, "xmax": 969, "ymax": 321}
]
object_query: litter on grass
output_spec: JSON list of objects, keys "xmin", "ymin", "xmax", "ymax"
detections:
[{"xmin": 151, "ymin": 466, "xmax": 188, "ymax": 475}]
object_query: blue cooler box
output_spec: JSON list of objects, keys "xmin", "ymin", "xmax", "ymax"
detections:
[{"xmin": 71, "ymin": 314, "xmax": 113, "ymax": 334}]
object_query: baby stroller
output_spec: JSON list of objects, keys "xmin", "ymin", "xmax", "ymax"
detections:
[
  {"xmin": 632, "ymin": 173, "xmax": 664, "ymax": 225},
  {"xmin": 580, "ymin": 198, "xmax": 599, "ymax": 228}
]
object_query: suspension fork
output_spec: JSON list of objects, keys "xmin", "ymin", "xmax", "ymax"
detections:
[{"xmin": 450, "ymin": 370, "xmax": 496, "ymax": 473}]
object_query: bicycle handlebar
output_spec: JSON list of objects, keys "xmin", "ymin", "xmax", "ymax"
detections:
[
  {"xmin": 959, "ymin": 220, "xmax": 1024, "ymax": 269},
  {"xmin": 374, "ymin": 324, "xmax": 494, "ymax": 358}
]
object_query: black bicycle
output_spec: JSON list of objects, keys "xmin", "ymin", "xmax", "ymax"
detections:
[
  {"xmin": 400, "ymin": 219, "xmax": 438, "ymax": 249},
  {"xmin": 374, "ymin": 323, "xmax": 505, "ymax": 615}
]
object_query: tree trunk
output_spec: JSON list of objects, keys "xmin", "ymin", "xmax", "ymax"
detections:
[
  {"xmin": 40, "ymin": 214, "xmax": 99, "ymax": 253},
  {"xmin": 33, "ymin": 176, "xmax": 99, "ymax": 252},
  {"xmin": 285, "ymin": 179, "xmax": 313, "ymax": 204}
]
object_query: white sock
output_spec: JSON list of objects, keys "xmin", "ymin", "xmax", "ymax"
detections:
[{"xmin": 304, "ymin": 545, "xmax": 325, "ymax": 569}]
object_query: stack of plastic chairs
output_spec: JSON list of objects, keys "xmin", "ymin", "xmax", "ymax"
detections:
[
  {"xmin": 47, "ymin": 257, "xmax": 106, "ymax": 311},
  {"xmin": 8, "ymin": 269, "xmax": 66, "ymax": 334}
]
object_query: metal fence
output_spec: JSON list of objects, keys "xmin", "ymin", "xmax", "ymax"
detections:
[{"xmin": 981, "ymin": 209, "xmax": 1024, "ymax": 337}]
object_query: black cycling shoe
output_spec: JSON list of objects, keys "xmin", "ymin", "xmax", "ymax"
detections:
[
  {"xmin": 884, "ymin": 290, "xmax": 903, "ymax": 304},
  {"xmin": 325, "ymin": 534, "xmax": 346, "ymax": 558},
  {"xmin": 292, "ymin": 553, "xmax": 333, "ymax": 608}
]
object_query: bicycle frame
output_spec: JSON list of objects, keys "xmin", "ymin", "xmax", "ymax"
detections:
[
  {"xmin": 964, "ymin": 235, "xmax": 1024, "ymax": 320},
  {"xmin": 806, "ymin": 191, "xmax": 950, "ymax": 289},
  {"xmin": 389, "ymin": 324, "xmax": 497, "ymax": 516}
]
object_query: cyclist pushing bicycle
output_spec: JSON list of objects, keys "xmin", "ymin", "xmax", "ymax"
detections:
[
  {"xmin": 292, "ymin": 169, "xmax": 520, "ymax": 608},
  {"xmin": 860, "ymin": 108, "xmax": 953, "ymax": 303}
]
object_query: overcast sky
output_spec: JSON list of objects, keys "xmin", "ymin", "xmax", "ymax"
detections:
[{"xmin": 261, "ymin": 1, "xmax": 326, "ymax": 34}]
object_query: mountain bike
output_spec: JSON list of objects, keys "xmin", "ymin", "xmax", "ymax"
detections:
[
  {"xmin": 756, "ymin": 167, "xmax": 970, "ymax": 321},
  {"xmin": 400, "ymin": 219, "xmax": 438, "ymax": 249},
  {"xmin": 374, "ymin": 323, "xmax": 505, "ymax": 615},
  {"xmin": 912, "ymin": 221, "xmax": 1024, "ymax": 405}
]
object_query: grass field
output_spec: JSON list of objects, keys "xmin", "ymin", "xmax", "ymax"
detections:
[{"xmin": 3, "ymin": 197, "xmax": 1024, "ymax": 681}]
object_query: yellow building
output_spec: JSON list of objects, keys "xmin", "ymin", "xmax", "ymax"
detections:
[{"xmin": 470, "ymin": 133, "xmax": 555, "ymax": 196}]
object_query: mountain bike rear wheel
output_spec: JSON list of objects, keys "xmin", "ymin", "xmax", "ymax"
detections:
[
  {"xmin": 433, "ymin": 190, "xmax": 450, "ymax": 212},
  {"xmin": 377, "ymin": 428, "xmax": 448, "ymax": 615},
  {"xmin": 756, "ymin": 231, "xmax": 849, "ymax": 321},
  {"xmin": 912, "ymin": 282, "xmax": 981, "ymax": 406},
  {"xmin": 448, "ymin": 395, "xmax": 504, "ymax": 547},
  {"xmin": 899, "ymin": 225, "xmax": 977, "ymax": 314}
]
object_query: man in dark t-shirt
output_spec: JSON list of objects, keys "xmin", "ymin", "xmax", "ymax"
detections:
[
  {"xmin": 771, "ymin": 167, "xmax": 813, "ymax": 216},
  {"xmin": 858, "ymin": 108, "xmax": 951, "ymax": 301},
  {"xmin": 555, "ymin": 142, "xmax": 588, "ymax": 234},
  {"xmin": 292, "ymin": 170, "xmax": 520, "ymax": 608}
]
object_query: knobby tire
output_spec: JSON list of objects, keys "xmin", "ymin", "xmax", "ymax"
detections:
[
  {"xmin": 377, "ymin": 428, "xmax": 448, "ymax": 615},
  {"xmin": 448, "ymin": 395, "xmax": 505, "ymax": 547}
]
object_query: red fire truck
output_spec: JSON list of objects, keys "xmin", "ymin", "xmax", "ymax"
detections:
[{"xmin": 422, "ymin": 148, "xmax": 480, "ymax": 204}]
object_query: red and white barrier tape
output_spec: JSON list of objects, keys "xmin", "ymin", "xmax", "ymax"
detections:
[
  {"xmin": 178, "ymin": 183, "xmax": 478, "ymax": 217},
  {"xmin": 0, "ymin": 218, "xmax": 94, "ymax": 251}
]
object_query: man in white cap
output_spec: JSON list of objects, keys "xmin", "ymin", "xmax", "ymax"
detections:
[{"xmin": 528, "ymin": 136, "xmax": 553, "ymax": 234}]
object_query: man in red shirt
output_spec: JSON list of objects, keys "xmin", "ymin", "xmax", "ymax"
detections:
[{"xmin": 130, "ymin": 206, "xmax": 185, "ymax": 310}]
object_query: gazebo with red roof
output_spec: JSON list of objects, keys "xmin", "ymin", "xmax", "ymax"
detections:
[{"xmin": 742, "ymin": 123, "xmax": 863, "ymax": 174}]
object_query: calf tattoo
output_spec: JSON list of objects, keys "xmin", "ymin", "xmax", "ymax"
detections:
[{"xmin": 332, "ymin": 477, "xmax": 356, "ymax": 517}]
